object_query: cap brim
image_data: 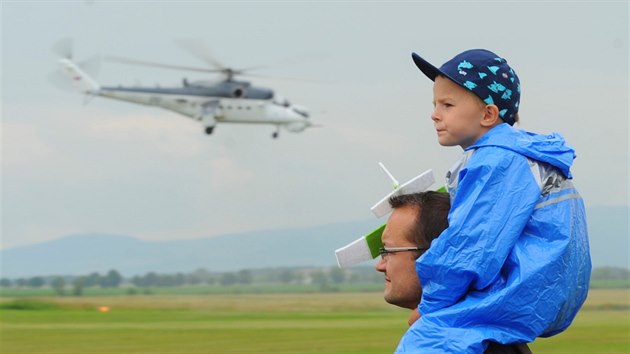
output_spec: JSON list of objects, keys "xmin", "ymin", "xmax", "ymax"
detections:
[{"xmin": 412, "ymin": 52, "xmax": 440, "ymax": 81}]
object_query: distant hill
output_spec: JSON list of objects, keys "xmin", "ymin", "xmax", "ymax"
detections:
[
  {"xmin": 0, "ymin": 219, "xmax": 384, "ymax": 278},
  {"xmin": 1, "ymin": 206, "xmax": 627, "ymax": 278}
]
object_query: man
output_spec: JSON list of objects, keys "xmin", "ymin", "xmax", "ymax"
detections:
[
  {"xmin": 376, "ymin": 191, "xmax": 532, "ymax": 354},
  {"xmin": 376, "ymin": 191, "xmax": 449, "ymax": 312}
]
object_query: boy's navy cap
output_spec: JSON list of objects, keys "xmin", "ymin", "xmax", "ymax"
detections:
[{"xmin": 412, "ymin": 49, "xmax": 520, "ymax": 125}]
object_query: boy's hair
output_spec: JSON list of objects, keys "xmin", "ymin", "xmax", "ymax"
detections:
[
  {"xmin": 389, "ymin": 191, "xmax": 450, "ymax": 247},
  {"xmin": 411, "ymin": 49, "xmax": 521, "ymax": 126}
]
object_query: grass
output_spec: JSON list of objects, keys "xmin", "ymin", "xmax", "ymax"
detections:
[
  {"xmin": 0, "ymin": 283, "xmax": 385, "ymax": 297},
  {"xmin": 531, "ymin": 310, "xmax": 629, "ymax": 353},
  {"xmin": 0, "ymin": 293, "xmax": 404, "ymax": 354},
  {"xmin": 0, "ymin": 299, "xmax": 60, "ymax": 311},
  {"xmin": 0, "ymin": 290, "xmax": 628, "ymax": 353},
  {"xmin": 590, "ymin": 279, "xmax": 630, "ymax": 289}
]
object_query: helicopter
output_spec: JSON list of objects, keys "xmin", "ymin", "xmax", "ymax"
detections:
[{"xmin": 53, "ymin": 40, "xmax": 315, "ymax": 139}]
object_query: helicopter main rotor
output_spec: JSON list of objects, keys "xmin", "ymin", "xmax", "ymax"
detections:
[
  {"xmin": 105, "ymin": 39, "xmax": 267, "ymax": 81},
  {"xmin": 105, "ymin": 39, "xmax": 316, "ymax": 83}
]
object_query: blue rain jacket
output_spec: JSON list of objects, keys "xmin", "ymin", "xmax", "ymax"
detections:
[{"xmin": 396, "ymin": 123, "xmax": 591, "ymax": 353}]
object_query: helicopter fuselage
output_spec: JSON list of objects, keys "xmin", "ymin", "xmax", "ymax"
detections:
[
  {"xmin": 97, "ymin": 82, "xmax": 311, "ymax": 134},
  {"xmin": 58, "ymin": 57, "xmax": 313, "ymax": 137}
]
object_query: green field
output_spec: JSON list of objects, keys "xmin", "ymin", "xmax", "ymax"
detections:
[{"xmin": 1, "ymin": 289, "xmax": 628, "ymax": 353}]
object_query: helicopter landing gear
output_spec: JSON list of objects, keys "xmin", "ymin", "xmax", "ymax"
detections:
[
  {"xmin": 272, "ymin": 127, "xmax": 279, "ymax": 139},
  {"xmin": 205, "ymin": 126, "xmax": 215, "ymax": 135}
]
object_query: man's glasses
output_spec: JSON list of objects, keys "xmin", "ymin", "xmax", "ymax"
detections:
[{"xmin": 378, "ymin": 246, "xmax": 428, "ymax": 260}]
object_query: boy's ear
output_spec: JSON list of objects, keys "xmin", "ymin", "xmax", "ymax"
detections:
[{"xmin": 480, "ymin": 104, "xmax": 500, "ymax": 127}]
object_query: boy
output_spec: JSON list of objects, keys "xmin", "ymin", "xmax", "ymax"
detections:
[{"xmin": 402, "ymin": 49, "xmax": 591, "ymax": 353}]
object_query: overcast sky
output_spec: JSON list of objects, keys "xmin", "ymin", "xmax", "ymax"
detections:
[{"xmin": 1, "ymin": 2, "xmax": 628, "ymax": 255}]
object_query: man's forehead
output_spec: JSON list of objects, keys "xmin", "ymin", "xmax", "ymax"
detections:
[
  {"xmin": 381, "ymin": 217, "xmax": 398, "ymax": 245},
  {"xmin": 383, "ymin": 206, "xmax": 418, "ymax": 244},
  {"xmin": 381, "ymin": 227, "xmax": 393, "ymax": 244}
]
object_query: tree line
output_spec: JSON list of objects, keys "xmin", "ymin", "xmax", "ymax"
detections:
[
  {"xmin": 1, "ymin": 266, "xmax": 627, "ymax": 295},
  {"xmin": 0, "ymin": 269, "xmax": 124, "ymax": 296},
  {"xmin": 0, "ymin": 266, "xmax": 383, "ymax": 295}
]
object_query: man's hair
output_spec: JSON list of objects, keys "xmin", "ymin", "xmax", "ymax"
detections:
[{"xmin": 388, "ymin": 191, "xmax": 450, "ymax": 248}]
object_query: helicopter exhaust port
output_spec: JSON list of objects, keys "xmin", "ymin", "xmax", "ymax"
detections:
[{"xmin": 232, "ymin": 87, "xmax": 245, "ymax": 98}]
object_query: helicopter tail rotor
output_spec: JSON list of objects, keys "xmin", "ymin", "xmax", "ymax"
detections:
[
  {"xmin": 51, "ymin": 37, "xmax": 74, "ymax": 59},
  {"xmin": 50, "ymin": 38, "xmax": 101, "ymax": 94}
]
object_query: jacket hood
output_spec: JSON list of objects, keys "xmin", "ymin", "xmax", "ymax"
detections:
[{"xmin": 468, "ymin": 123, "xmax": 576, "ymax": 178}]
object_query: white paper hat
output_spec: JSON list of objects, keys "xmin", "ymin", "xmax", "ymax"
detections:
[{"xmin": 335, "ymin": 165, "xmax": 435, "ymax": 268}]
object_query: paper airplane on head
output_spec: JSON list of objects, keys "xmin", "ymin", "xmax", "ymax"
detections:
[
  {"xmin": 335, "ymin": 224, "xmax": 385, "ymax": 269},
  {"xmin": 335, "ymin": 164, "xmax": 435, "ymax": 268},
  {"xmin": 370, "ymin": 168, "xmax": 435, "ymax": 218}
]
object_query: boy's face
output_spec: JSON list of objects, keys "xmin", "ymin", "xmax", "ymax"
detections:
[{"xmin": 431, "ymin": 75, "xmax": 488, "ymax": 149}]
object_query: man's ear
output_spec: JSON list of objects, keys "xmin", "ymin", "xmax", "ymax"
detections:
[{"xmin": 480, "ymin": 104, "xmax": 500, "ymax": 127}]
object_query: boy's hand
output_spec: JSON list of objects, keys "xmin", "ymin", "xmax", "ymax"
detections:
[{"xmin": 408, "ymin": 308, "xmax": 421, "ymax": 326}]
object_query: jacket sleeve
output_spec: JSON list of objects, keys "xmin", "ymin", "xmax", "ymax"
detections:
[{"xmin": 417, "ymin": 148, "xmax": 541, "ymax": 315}]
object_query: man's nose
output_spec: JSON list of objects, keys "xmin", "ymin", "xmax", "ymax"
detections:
[{"xmin": 375, "ymin": 257, "xmax": 386, "ymax": 273}]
